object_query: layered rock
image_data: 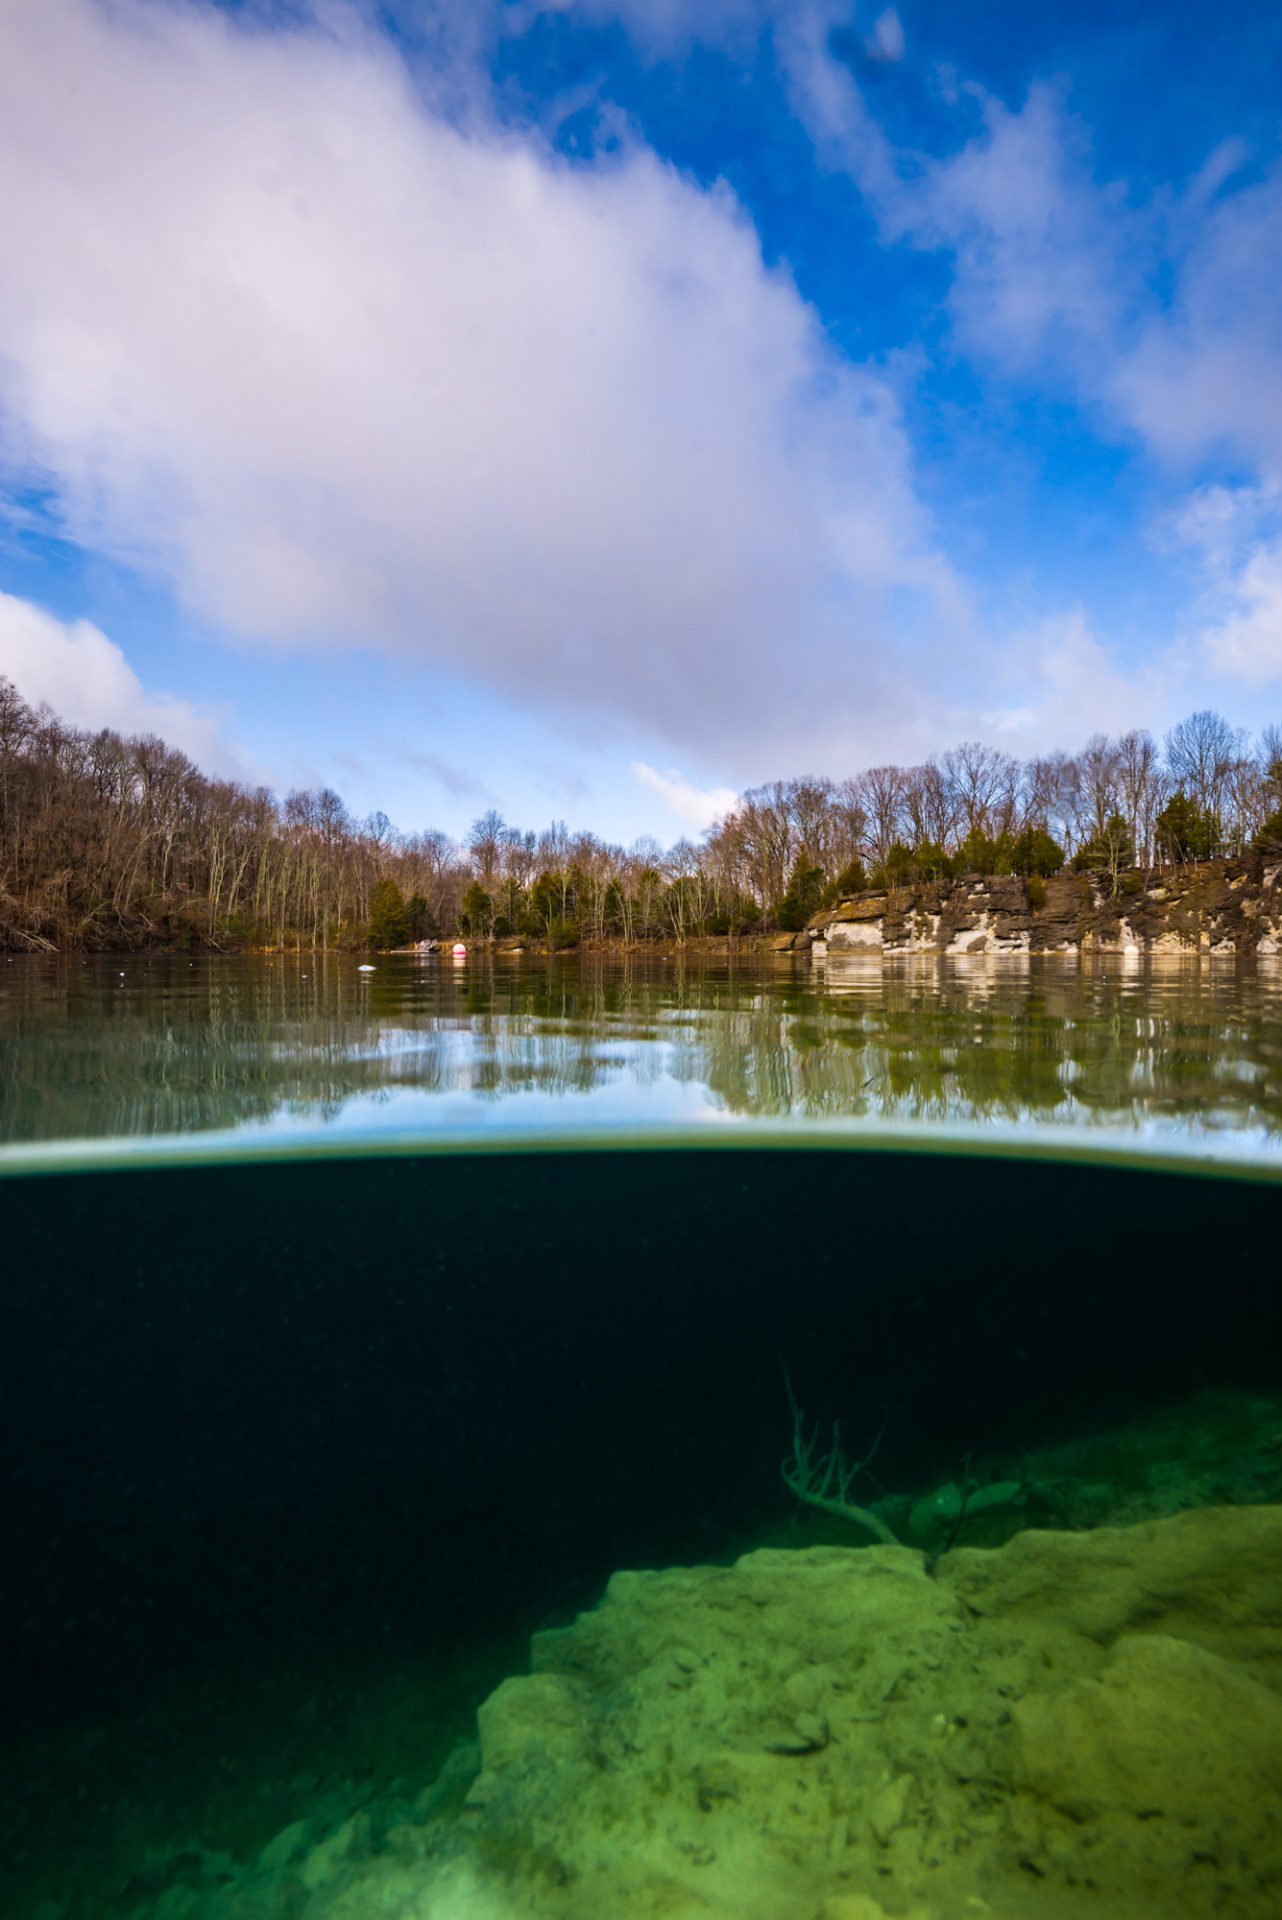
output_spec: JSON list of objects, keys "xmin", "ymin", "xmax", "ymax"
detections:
[
  {"xmin": 242, "ymin": 1506, "xmax": 1282, "ymax": 1920},
  {"xmin": 812, "ymin": 855, "xmax": 1282, "ymax": 956}
]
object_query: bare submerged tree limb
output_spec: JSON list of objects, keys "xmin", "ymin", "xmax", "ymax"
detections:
[{"xmin": 780, "ymin": 1365, "xmax": 900, "ymax": 1546}]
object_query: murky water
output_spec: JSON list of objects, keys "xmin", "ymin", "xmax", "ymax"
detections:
[{"xmin": 2, "ymin": 948, "xmax": 1281, "ymax": 1167}]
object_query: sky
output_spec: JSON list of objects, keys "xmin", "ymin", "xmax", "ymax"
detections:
[{"xmin": 0, "ymin": 0, "xmax": 1280, "ymax": 844}]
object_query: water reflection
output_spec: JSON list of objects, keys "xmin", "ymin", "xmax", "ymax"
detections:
[{"xmin": 1, "ymin": 949, "xmax": 1280, "ymax": 1154}]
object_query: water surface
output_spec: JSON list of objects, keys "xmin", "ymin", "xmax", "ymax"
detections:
[{"xmin": 2, "ymin": 948, "xmax": 1281, "ymax": 1170}]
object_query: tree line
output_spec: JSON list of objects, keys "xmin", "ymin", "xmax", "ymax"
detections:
[{"xmin": 1, "ymin": 674, "xmax": 1279, "ymax": 951}]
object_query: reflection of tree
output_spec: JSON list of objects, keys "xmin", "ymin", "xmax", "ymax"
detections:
[
  {"xmin": 1, "ymin": 951, "xmax": 1280, "ymax": 1145},
  {"xmin": 677, "ymin": 955, "xmax": 1282, "ymax": 1134}
]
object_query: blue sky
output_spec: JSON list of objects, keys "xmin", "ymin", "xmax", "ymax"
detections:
[{"xmin": 0, "ymin": 0, "xmax": 1279, "ymax": 842}]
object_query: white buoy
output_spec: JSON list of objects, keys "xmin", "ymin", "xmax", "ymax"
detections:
[
  {"xmin": 452, "ymin": 942, "xmax": 467, "ymax": 956},
  {"xmin": 358, "ymin": 964, "xmax": 375, "ymax": 971}
]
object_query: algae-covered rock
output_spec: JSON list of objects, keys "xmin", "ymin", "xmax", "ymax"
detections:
[
  {"xmin": 436, "ymin": 1508, "xmax": 1282, "ymax": 1919},
  {"xmin": 1012, "ymin": 1630, "xmax": 1282, "ymax": 1823},
  {"xmin": 155, "ymin": 1506, "xmax": 1282, "ymax": 1920},
  {"xmin": 943, "ymin": 1501, "xmax": 1282, "ymax": 1683}
]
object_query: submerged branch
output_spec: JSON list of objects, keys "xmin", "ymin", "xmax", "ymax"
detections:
[{"xmin": 780, "ymin": 1365, "xmax": 899, "ymax": 1546}]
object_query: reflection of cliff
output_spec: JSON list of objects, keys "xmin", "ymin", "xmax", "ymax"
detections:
[
  {"xmin": 680, "ymin": 955, "xmax": 1282, "ymax": 1132},
  {"xmin": 816, "ymin": 856, "xmax": 1282, "ymax": 956},
  {"xmin": 2, "ymin": 948, "xmax": 1281, "ymax": 1142}
]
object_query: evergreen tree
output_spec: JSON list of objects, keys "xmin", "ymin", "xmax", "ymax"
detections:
[
  {"xmin": 775, "ymin": 856, "xmax": 825, "ymax": 930},
  {"xmin": 1010, "ymin": 826, "xmax": 1064, "ymax": 877},
  {"xmin": 883, "ymin": 841, "xmax": 916, "ymax": 887},
  {"xmin": 819, "ymin": 858, "xmax": 868, "ymax": 907},
  {"xmin": 956, "ymin": 827, "xmax": 1001, "ymax": 875},
  {"xmin": 911, "ymin": 840, "xmax": 952, "ymax": 882},
  {"xmin": 367, "ymin": 877, "xmax": 410, "ymax": 949},
  {"xmin": 1155, "ymin": 793, "xmax": 1218, "ymax": 863},
  {"xmin": 460, "ymin": 880, "xmax": 495, "ymax": 938}
]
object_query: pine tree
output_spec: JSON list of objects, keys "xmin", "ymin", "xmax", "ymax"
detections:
[{"xmin": 368, "ymin": 877, "xmax": 410, "ymax": 949}]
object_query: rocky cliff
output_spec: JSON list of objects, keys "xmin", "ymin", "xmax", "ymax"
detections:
[{"xmin": 798, "ymin": 853, "xmax": 1282, "ymax": 957}]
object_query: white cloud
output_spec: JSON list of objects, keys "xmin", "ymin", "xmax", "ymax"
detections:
[
  {"xmin": 631, "ymin": 760, "xmax": 739, "ymax": 827},
  {"xmin": 980, "ymin": 608, "xmax": 1174, "ymax": 749},
  {"xmin": 1185, "ymin": 138, "xmax": 1250, "ymax": 210},
  {"xmin": 1114, "ymin": 164, "xmax": 1282, "ymax": 467},
  {"xmin": 868, "ymin": 9, "xmax": 905, "ymax": 65},
  {"xmin": 495, "ymin": 3, "xmax": 1282, "ymax": 736},
  {"xmin": 767, "ymin": 16, "xmax": 1282, "ymax": 486},
  {"xmin": 0, "ymin": 588, "xmax": 236, "ymax": 765},
  {"xmin": 0, "ymin": 0, "xmax": 959, "ymax": 766},
  {"xmin": 916, "ymin": 87, "xmax": 1126, "ymax": 367},
  {"xmin": 1199, "ymin": 540, "xmax": 1282, "ymax": 682},
  {"xmin": 1171, "ymin": 484, "xmax": 1282, "ymax": 685},
  {"xmin": 493, "ymin": 2, "xmax": 1282, "ymax": 506},
  {"xmin": 883, "ymin": 86, "xmax": 1282, "ymax": 483},
  {"xmin": 774, "ymin": 1, "xmax": 899, "ymax": 202}
]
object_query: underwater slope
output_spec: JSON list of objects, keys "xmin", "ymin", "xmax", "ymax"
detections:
[{"xmin": 167, "ymin": 1505, "xmax": 1282, "ymax": 1920}]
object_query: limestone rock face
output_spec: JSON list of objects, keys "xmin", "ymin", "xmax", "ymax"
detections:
[
  {"xmin": 454, "ymin": 1510, "xmax": 1282, "ymax": 1919},
  {"xmin": 819, "ymin": 856, "xmax": 1282, "ymax": 955},
  {"xmin": 249, "ymin": 1507, "xmax": 1282, "ymax": 1920},
  {"xmin": 1012, "ymin": 1630, "xmax": 1282, "ymax": 1823},
  {"xmin": 943, "ymin": 1502, "xmax": 1282, "ymax": 1682}
]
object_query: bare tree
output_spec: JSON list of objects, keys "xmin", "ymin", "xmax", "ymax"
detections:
[
  {"xmin": 467, "ymin": 809, "xmax": 507, "ymax": 888},
  {"xmin": 1221, "ymin": 753, "xmax": 1267, "ymax": 854},
  {"xmin": 1115, "ymin": 730, "xmax": 1163, "ymax": 865},
  {"xmin": 901, "ymin": 759, "xmax": 956, "ymax": 849},
  {"xmin": 785, "ymin": 776, "xmax": 836, "ymax": 868},
  {"xmin": 1020, "ymin": 754, "xmax": 1071, "ymax": 840},
  {"xmin": 725, "ymin": 782, "xmax": 795, "ymax": 906},
  {"xmin": 942, "ymin": 741, "xmax": 1020, "ymax": 837},
  {"xmin": 856, "ymin": 765, "xmax": 906, "ymax": 865},
  {"xmin": 1261, "ymin": 724, "xmax": 1282, "ymax": 800},
  {"xmin": 1164, "ymin": 710, "xmax": 1245, "ymax": 819},
  {"xmin": 8, "ymin": 663, "xmax": 1282, "ymax": 954},
  {"xmin": 828, "ymin": 777, "xmax": 870, "ymax": 870},
  {"xmin": 1076, "ymin": 734, "xmax": 1122, "ymax": 844}
]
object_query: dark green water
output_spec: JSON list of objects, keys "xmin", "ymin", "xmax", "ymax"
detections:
[{"xmin": 2, "ymin": 948, "xmax": 1282, "ymax": 1169}]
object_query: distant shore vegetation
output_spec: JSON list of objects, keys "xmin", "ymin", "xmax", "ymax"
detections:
[{"xmin": 1, "ymin": 675, "xmax": 1280, "ymax": 953}]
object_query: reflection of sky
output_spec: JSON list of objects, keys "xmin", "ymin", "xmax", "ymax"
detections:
[
  {"xmin": 243, "ymin": 1086, "xmax": 1280, "ymax": 1161},
  {"xmin": 251, "ymin": 1071, "xmax": 726, "ymax": 1138},
  {"xmin": 6, "ymin": 1101, "xmax": 1282, "ymax": 1184},
  {"xmin": 1, "ymin": 953, "xmax": 1281, "ymax": 1176}
]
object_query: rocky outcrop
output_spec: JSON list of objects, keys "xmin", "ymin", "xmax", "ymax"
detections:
[
  {"xmin": 816, "ymin": 854, "xmax": 1282, "ymax": 956},
  {"xmin": 103, "ymin": 1504, "xmax": 1282, "ymax": 1920},
  {"xmin": 260, "ymin": 1506, "xmax": 1281, "ymax": 1920},
  {"xmin": 450, "ymin": 1507, "xmax": 1282, "ymax": 1920}
]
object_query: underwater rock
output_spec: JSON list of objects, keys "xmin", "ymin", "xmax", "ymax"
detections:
[
  {"xmin": 441, "ymin": 1509, "xmax": 1282, "ymax": 1918},
  {"xmin": 943, "ymin": 1501, "xmax": 1282, "ymax": 1681},
  {"xmin": 187, "ymin": 1506, "xmax": 1282, "ymax": 1920},
  {"xmin": 1012, "ymin": 1631, "xmax": 1282, "ymax": 1823}
]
